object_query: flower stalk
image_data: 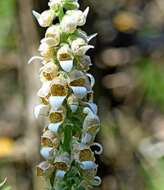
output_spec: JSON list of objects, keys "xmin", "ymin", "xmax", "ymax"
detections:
[{"xmin": 29, "ymin": 0, "xmax": 102, "ymax": 189}]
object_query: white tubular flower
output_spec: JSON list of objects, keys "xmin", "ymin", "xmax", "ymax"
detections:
[
  {"xmin": 54, "ymin": 154, "xmax": 70, "ymax": 171},
  {"xmin": 61, "ymin": 15, "xmax": 77, "ymax": 33},
  {"xmin": 41, "ymin": 130, "xmax": 60, "ymax": 148},
  {"xmin": 66, "ymin": 7, "xmax": 89, "ymax": 26},
  {"xmin": 49, "ymin": 109, "xmax": 65, "ymax": 123},
  {"xmin": 32, "ymin": 10, "xmax": 55, "ymax": 27},
  {"xmin": 38, "ymin": 41, "xmax": 55, "ymax": 60},
  {"xmin": 57, "ymin": 44, "xmax": 74, "ymax": 72},
  {"xmin": 40, "ymin": 61, "xmax": 58, "ymax": 81},
  {"xmin": 67, "ymin": 95, "xmax": 79, "ymax": 112},
  {"xmin": 83, "ymin": 107, "xmax": 100, "ymax": 135},
  {"xmin": 34, "ymin": 104, "xmax": 49, "ymax": 118},
  {"xmin": 36, "ymin": 161, "xmax": 52, "ymax": 176},
  {"xmin": 71, "ymin": 38, "xmax": 94, "ymax": 56}
]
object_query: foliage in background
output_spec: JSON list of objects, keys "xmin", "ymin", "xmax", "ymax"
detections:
[
  {"xmin": 0, "ymin": 0, "xmax": 16, "ymax": 50},
  {"xmin": 136, "ymin": 59, "xmax": 164, "ymax": 111}
]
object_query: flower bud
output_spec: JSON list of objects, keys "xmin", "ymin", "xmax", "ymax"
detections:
[
  {"xmin": 48, "ymin": 0, "xmax": 63, "ymax": 11},
  {"xmin": 71, "ymin": 38, "xmax": 94, "ymax": 56}
]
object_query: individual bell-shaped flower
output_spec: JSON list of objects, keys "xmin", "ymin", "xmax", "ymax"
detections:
[
  {"xmin": 38, "ymin": 40, "xmax": 55, "ymax": 60},
  {"xmin": 57, "ymin": 44, "xmax": 74, "ymax": 72},
  {"xmin": 60, "ymin": 15, "xmax": 77, "ymax": 33},
  {"xmin": 72, "ymin": 141, "xmax": 95, "ymax": 162},
  {"xmin": 49, "ymin": 78, "xmax": 68, "ymax": 110},
  {"xmin": 49, "ymin": 109, "xmax": 65, "ymax": 123},
  {"xmin": 41, "ymin": 130, "xmax": 60, "ymax": 148},
  {"xmin": 43, "ymin": 25, "xmax": 61, "ymax": 47},
  {"xmin": 50, "ymin": 77, "xmax": 68, "ymax": 96},
  {"xmin": 37, "ymin": 81, "xmax": 51, "ymax": 104},
  {"xmin": 53, "ymin": 153, "xmax": 70, "ymax": 171},
  {"xmin": 32, "ymin": 10, "xmax": 55, "ymax": 27},
  {"xmin": 36, "ymin": 161, "xmax": 53, "ymax": 176},
  {"xmin": 46, "ymin": 24, "xmax": 61, "ymax": 38},
  {"xmin": 67, "ymin": 95, "xmax": 79, "ymax": 112},
  {"xmin": 34, "ymin": 104, "xmax": 50, "ymax": 118},
  {"xmin": 77, "ymin": 55, "xmax": 92, "ymax": 71},
  {"xmin": 83, "ymin": 107, "xmax": 100, "ymax": 135},
  {"xmin": 66, "ymin": 7, "xmax": 89, "ymax": 26},
  {"xmin": 40, "ymin": 61, "xmax": 58, "ymax": 81},
  {"xmin": 69, "ymin": 70, "xmax": 88, "ymax": 99},
  {"xmin": 71, "ymin": 38, "xmax": 94, "ymax": 56},
  {"xmin": 40, "ymin": 147, "xmax": 53, "ymax": 160}
]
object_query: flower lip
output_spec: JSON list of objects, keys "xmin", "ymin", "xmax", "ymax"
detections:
[
  {"xmin": 49, "ymin": 96, "xmax": 66, "ymax": 111},
  {"xmin": 48, "ymin": 122, "xmax": 62, "ymax": 133},
  {"xmin": 59, "ymin": 60, "xmax": 73, "ymax": 72},
  {"xmin": 40, "ymin": 147, "xmax": 53, "ymax": 159},
  {"xmin": 80, "ymin": 161, "xmax": 97, "ymax": 170},
  {"xmin": 71, "ymin": 86, "xmax": 87, "ymax": 99},
  {"xmin": 55, "ymin": 170, "xmax": 66, "ymax": 178}
]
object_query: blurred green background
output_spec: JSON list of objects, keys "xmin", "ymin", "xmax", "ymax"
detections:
[{"xmin": 1, "ymin": 0, "xmax": 164, "ymax": 189}]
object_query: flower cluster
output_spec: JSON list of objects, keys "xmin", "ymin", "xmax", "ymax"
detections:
[{"xmin": 29, "ymin": 0, "xmax": 102, "ymax": 189}]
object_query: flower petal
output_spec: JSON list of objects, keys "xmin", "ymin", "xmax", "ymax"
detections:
[
  {"xmin": 28, "ymin": 56, "xmax": 43, "ymax": 64},
  {"xmin": 81, "ymin": 133, "xmax": 93, "ymax": 145},
  {"xmin": 59, "ymin": 60, "xmax": 73, "ymax": 72},
  {"xmin": 87, "ymin": 73, "xmax": 95, "ymax": 88},
  {"xmin": 48, "ymin": 122, "xmax": 62, "ymax": 133},
  {"xmin": 49, "ymin": 96, "xmax": 66, "ymax": 110},
  {"xmin": 71, "ymin": 86, "xmax": 87, "ymax": 99},
  {"xmin": 80, "ymin": 161, "xmax": 97, "ymax": 170},
  {"xmin": 34, "ymin": 104, "xmax": 49, "ymax": 118},
  {"xmin": 55, "ymin": 170, "xmax": 66, "ymax": 179},
  {"xmin": 40, "ymin": 147, "xmax": 53, "ymax": 159},
  {"xmin": 32, "ymin": 10, "xmax": 40, "ymax": 20},
  {"xmin": 87, "ymin": 33, "xmax": 98, "ymax": 42}
]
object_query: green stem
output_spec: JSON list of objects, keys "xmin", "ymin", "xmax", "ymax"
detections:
[{"xmin": 62, "ymin": 124, "xmax": 72, "ymax": 153}]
